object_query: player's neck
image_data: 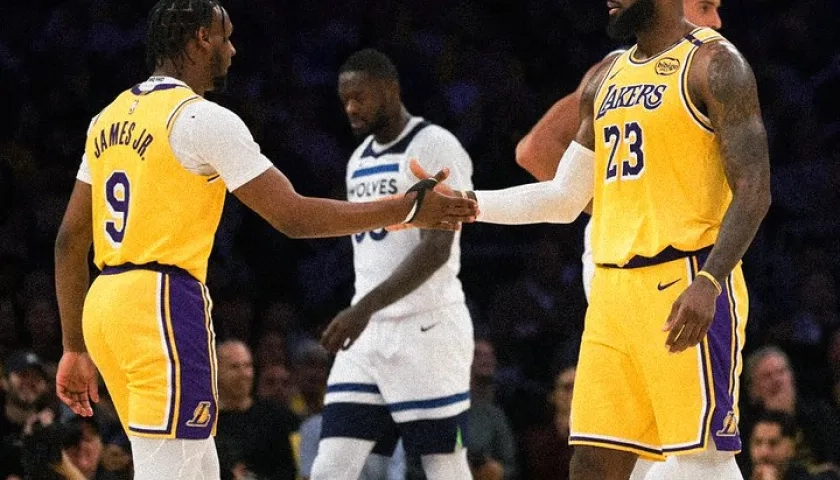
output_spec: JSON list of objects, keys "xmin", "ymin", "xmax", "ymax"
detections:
[
  {"xmin": 153, "ymin": 63, "xmax": 211, "ymax": 96},
  {"xmin": 634, "ymin": 17, "xmax": 694, "ymax": 60},
  {"xmin": 373, "ymin": 107, "xmax": 411, "ymax": 145}
]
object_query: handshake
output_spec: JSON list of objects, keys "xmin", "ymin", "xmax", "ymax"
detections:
[{"xmin": 393, "ymin": 159, "xmax": 478, "ymax": 232}]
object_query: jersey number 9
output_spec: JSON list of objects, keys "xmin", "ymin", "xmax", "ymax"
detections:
[{"xmin": 105, "ymin": 171, "xmax": 130, "ymax": 247}]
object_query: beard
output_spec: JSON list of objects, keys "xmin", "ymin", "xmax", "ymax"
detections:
[
  {"xmin": 607, "ymin": 0, "xmax": 656, "ymax": 41},
  {"xmin": 209, "ymin": 49, "xmax": 228, "ymax": 93},
  {"xmin": 352, "ymin": 109, "xmax": 389, "ymax": 139}
]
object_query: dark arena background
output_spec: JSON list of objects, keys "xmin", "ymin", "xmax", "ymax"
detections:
[{"xmin": 1, "ymin": 0, "xmax": 839, "ymax": 479}]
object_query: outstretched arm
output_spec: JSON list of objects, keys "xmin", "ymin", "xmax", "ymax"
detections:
[
  {"xmin": 184, "ymin": 105, "xmax": 477, "ymax": 237},
  {"xmin": 233, "ymin": 166, "xmax": 473, "ymax": 238},
  {"xmin": 690, "ymin": 40, "xmax": 771, "ymax": 284}
]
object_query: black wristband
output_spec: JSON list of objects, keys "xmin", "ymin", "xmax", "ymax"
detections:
[{"xmin": 403, "ymin": 177, "xmax": 439, "ymax": 223}]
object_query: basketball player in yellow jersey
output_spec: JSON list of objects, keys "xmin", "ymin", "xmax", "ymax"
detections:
[
  {"xmin": 405, "ymin": 0, "xmax": 770, "ymax": 477},
  {"xmin": 515, "ymin": 0, "xmax": 722, "ymax": 302},
  {"xmin": 53, "ymin": 2, "xmax": 476, "ymax": 479},
  {"xmin": 516, "ymin": 0, "xmax": 721, "ymax": 181}
]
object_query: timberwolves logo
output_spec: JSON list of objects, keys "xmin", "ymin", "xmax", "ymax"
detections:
[
  {"xmin": 186, "ymin": 401, "xmax": 213, "ymax": 427},
  {"xmin": 716, "ymin": 411, "xmax": 739, "ymax": 437},
  {"xmin": 655, "ymin": 57, "xmax": 680, "ymax": 76}
]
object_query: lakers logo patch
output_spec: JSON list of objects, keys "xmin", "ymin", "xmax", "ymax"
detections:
[
  {"xmin": 655, "ymin": 57, "xmax": 680, "ymax": 76},
  {"xmin": 716, "ymin": 411, "xmax": 739, "ymax": 437},
  {"xmin": 186, "ymin": 401, "xmax": 213, "ymax": 427}
]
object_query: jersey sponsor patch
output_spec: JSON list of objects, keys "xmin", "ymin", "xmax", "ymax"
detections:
[{"xmin": 655, "ymin": 57, "xmax": 680, "ymax": 76}]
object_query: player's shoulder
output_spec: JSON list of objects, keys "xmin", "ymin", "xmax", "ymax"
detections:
[
  {"xmin": 175, "ymin": 98, "xmax": 250, "ymax": 136},
  {"xmin": 690, "ymin": 35, "xmax": 753, "ymax": 88},
  {"xmin": 413, "ymin": 120, "xmax": 465, "ymax": 151}
]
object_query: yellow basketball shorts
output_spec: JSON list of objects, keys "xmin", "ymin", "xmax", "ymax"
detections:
[
  {"xmin": 569, "ymin": 252, "xmax": 747, "ymax": 460},
  {"xmin": 83, "ymin": 263, "xmax": 218, "ymax": 439}
]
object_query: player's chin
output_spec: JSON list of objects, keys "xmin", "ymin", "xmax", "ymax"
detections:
[{"xmin": 350, "ymin": 125, "xmax": 370, "ymax": 138}]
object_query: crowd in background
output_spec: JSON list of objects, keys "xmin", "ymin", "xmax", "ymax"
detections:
[{"xmin": 1, "ymin": 0, "xmax": 839, "ymax": 478}]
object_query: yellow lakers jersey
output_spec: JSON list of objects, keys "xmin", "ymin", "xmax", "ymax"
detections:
[
  {"xmin": 85, "ymin": 83, "xmax": 226, "ymax": 282},
  {"xmin": 591, "ymin": 28, "xmax": 731, "ymax": 266}
]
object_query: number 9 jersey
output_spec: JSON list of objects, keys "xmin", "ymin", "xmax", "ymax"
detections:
[
  {"xmin": 591, "ymin": 27, "xmax": 731, "ymax": 267},
  {"xmin": 85, "ymin": 83, "xmax": 226, "ymax": 283}
]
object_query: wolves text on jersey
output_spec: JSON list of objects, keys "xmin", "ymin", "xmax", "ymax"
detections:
[{"xmin": 348, "ymin": 177, "xmax": 399, "ymax": 199}]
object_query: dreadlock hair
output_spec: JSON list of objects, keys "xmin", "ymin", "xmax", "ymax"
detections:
[
  {"xmin": 145, "ymin": 0, "xmax": 223, "ymax": 73},
  {"xmin": 338, "ymin": 48, "xmax": 399, "ymax": 81}
]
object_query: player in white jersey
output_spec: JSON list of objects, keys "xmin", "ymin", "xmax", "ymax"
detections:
[
  {"xmin": 515, "ymin": 0, "xmax": 722, "ymax": 301},
  {"xmin": 313, "ymin": 49, "xmax": 475, "ymax": 480}
]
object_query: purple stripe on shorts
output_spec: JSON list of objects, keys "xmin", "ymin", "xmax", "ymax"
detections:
[
  {"xmin": 168, "ymin": 274, "xmax": 216, "ymax": 439},
  {"xmin": 698, "ymin": 253, "xmax": 742, "ymax": 452},
  {"xmin": 705, "ymin": 276, "xmax": 742, "ymax": 451}
]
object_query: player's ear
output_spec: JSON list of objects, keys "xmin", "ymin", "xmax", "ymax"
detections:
[
  {"xmin": 196, "ymin": 25, "xmax": 212, "ymax": 49},
  {"xmin": 387, "ymin": 79, "xmax": 401, "ymax": 103}
]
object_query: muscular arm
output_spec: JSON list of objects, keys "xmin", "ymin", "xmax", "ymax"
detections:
[
  {"xmin": 55, "ymin": 181, "xmax": 93, "ymax": 353},
  {"xmin": 191, "ymin": 106, "xmax": 475, "ymax": 238},
  {"xmin": 233, "ymin": 167, "xmax": 420, "ymax": 238},
  {"xmin": 353, "ymin": 230, "xmax": 455, "ymax": 315},
  {"xmin": 690, "ymin": 41, "xmax": 771, "ymax": 282},
  {"xmin": 516, "ymin": 56, "xmax": 618, "ymax": 181}
]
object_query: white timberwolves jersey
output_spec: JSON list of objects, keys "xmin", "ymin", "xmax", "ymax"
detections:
[{"xmin": 346, "ymin": 116, "xmax": 473, "ymax": 319}]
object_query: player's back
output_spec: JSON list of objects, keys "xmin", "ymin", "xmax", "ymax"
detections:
[
  {"xmin": 591, "ymin": 28, "xmax": 731, "ymax": 267},
  {"xmin": 85, "ymin": 80, "xmax": 226, "ymax": 283}
]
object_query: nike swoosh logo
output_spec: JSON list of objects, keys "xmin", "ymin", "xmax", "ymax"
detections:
[
  {"xmin": 657, "ymin": 279, "xmax": 681, "ymax": 291},
  {"xmin": 420, "ymin": 322, "xmax": 440, "ymax": 332},
  {"xmin": 608, "ymin": 68, "xmax": 624, "ymax": 80}
]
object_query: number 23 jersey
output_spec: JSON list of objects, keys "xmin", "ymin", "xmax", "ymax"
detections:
[{"xmin": 591, "ymin": 28, "xmax": 732, "ymax": 267}]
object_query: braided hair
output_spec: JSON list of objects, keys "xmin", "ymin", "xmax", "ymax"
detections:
[{"xmin": 145, "ymin": 0, "xmax": 223, "ymax": 72}]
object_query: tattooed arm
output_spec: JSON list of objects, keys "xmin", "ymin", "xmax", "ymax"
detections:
[
  {"xmin": 663, "ymin": 41, "xmax": 771, "ymax": 353},
  {"xmin": 689, "ymin": 40, "xmax": 771, "ymax": 283}
]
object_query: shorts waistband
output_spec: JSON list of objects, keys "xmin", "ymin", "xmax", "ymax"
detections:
[
  {"xmin": 101, "ymin": 262, "xmax": 195, "ymax": 280},
  {"xmin": 598, "ymin": 245, "xmax": 713, "ymax": 269}
]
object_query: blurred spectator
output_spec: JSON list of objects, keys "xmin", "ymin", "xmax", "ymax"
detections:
[
  {"xmin": 742, "ymin": 346, "xmax": 840, "ymax": 469},
  {"xmin": 216, "ymin": 340, "xmax": 299, "ymax": 480},
  {"xmin": 256, "ymin": 363, "xmax": 296, "ymax": 410},
  {"xmin": 0, "ymin": 350, "xmax": 56, "ymax": 479},
  {"xmin": 288, "ymin": 340, "xmax": 330, "ymax": 419},
  {"xmin": 61, "ymin": 417, "xmax": 103, "ymax": 480},
  {"xmin": 253, "ymin": 332, "xmax": 289, "ymax": 371},
  {"xmin": 519, "ymin": 363, "xmax": 576, "ymax": 480},
  {"xmin": 748, "ymin": 410, "xmax": 840, "ymax": 480}
]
